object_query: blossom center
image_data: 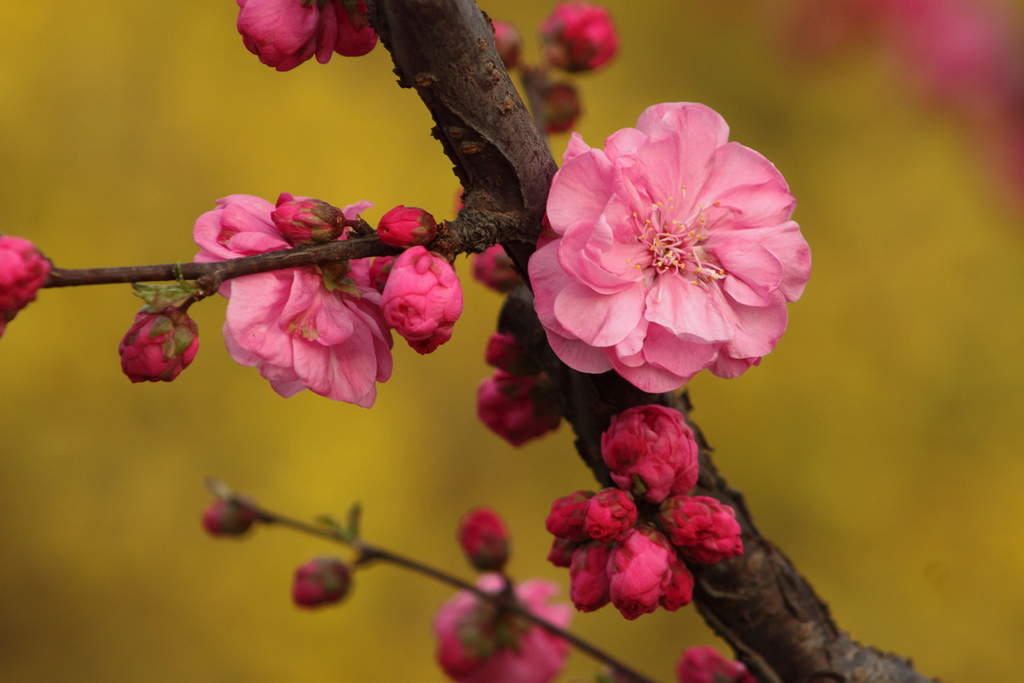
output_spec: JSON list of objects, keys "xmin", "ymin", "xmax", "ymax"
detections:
[{"xmin": 634, "ymin": 202, "xmax": 725, "ymax": 284}]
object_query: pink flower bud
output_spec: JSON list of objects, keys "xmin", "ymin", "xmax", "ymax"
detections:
[
  {"xmin": 118, "ymin": 307, "xmax": 199, "ymax": 383},
  {"xmin": 658, "ymin": 495, "xmax": 743, "ymax": 564},
  {"xmin": 539, "ymin": 1, "xmax": 619, "ymax": 73},
  {"xmin": 547, "ymin": 537, "xmax": 579, "ymax": 568},
  {"xmin": 659, "ymin": 557, "xmax": 694, "ymax": 612},
  {"xmin": 236, "ymin": 0, "xmax": 336, "ymax": 71},
  {"xmin": 291, "ymin": 556, "xmax": 352, "ymax": 608},
  {"xmin": 543, "ymin": 81, "xmax": 582, "ymax": 134},
  {"xmin": 202, "ymin": 497, "xmax": 258, "ymax": 537},
  {"xmin": 367, "ymin": 255, "xmax": 394, "ymax": 293},
  {"xmin": 601, "ymin": 405, "xmax": 699, "ymax": 504},
  {"xmin": 607, "ymin": 528, "xmax": 673, "ymax": 620},
  {"xmin": 457, "ymin": 507, "xmax": 510, "ymax": 572},
  {"xmin": 377, "ymin": 205, "xmax": 438, "ymax": 247},
  {"xmin": 484, "ymin": 332, "xmax": 541, "ymax": 376},
  {"xmin": 272, "ymin": 192, "xmax": 344, "ymax": 245},
  {"xmin": 583, "ymin": 488, "xmax": 637, "ymax": 543},
  {"xmin": 568, "ymin": 542, "xmax": 613, "ymax": 612},
  {"xmin": 471, "ymin": 245, "xmax": 523, "ymax": 293},
  {"xmin": 676, "ymin": 646, "xmax": 755, "ymax": 683},
  {"xmin": 0, "ymin": 236, "xmax": 49, "ymax": 338},
  {"xmin": 492, "ymin": 19, "xmax": 522, "ymax": 69},
  {"xmin": 477, "ymin": 370, "xmax": 562, "ymax": 447},
  {"xmin": 545, "ymin": 490, "xmax": 594, "ymax": 542},
  {"xmin": 334, "ymin": 0, "xmax": 377, "ymax": 57},
  {"xmin": 380, "ymin": 246, "xmax": 463, "ymax": 354}
]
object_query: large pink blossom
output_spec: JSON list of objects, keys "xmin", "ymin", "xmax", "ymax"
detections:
[
  {"xmin": 529, "ymin": 102, "xmax": 811, "ymax": 393},
  {"xmin": 193, "ymin": 194, "xmax": 392, "ymax": 407}
]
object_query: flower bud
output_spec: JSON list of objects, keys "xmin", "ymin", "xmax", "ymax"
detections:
[
  {"xmin": 658, "ymin": 495, "xmax": 743, "ymax": 564},
  {"xmin": 334, "ymin": 0, "xmax": 378, "ymax": 57},
  {"xmin": 381, "ymin": 246, "xmax": 463, "ymax": 354},
  {"xmin": 568, "ymin": 542, "xmax": 612, "ymax": 612},
  {"xmin": 376, "ymin": 205, "xmax": 438, "ymax": 247},
  {"xmin": 457, "ymin": 507, "xmax": 511, "ymax": 572},
  {"xmin": 202, "ymin": 497, "xmax": 258, "ymax": 537},
  {"xmin": 492, "ymin": 19, "xmax": 522, "ymax": 69},
  {"xmin": 659, "ymin": 557, "xmax": 695, "ymax": 612},
  {"xmin": 237, "ymin": 0, "xmax": 331, "ymax": 71},
  {"xmin": 471, "ymin": 245, "xmax": 522, "ymax": 293},
  {"xmin": 118, "ymin": 307, "xmax": 199, "ymax": 383},
  {"xmin": 547, "ymin": 537, "xmax": 580, "ymax": 568},
  {"xmin": 272, "ymin": 193, "xmax": 344, "ymax": 245},
  {"xmin": 0, "ymin": 235, "xmax": 49, "ymax": 338},
  {"xmin": 545, "ymin": 490, "xmax": 594, "ymax": 542},
  {"xmin": 367, "ymin": 255, "xmax": 394, "ymax": 293},
  {"xmin": 607, "ymin": 528, "xmax": 672, "ymax": 620},
  {"xmin": 484, "ymin": 332, "xmax": 541, "ymax": 376},
  {"xmin": 676, "ymin": 646, "xmax": 755, "ymax": 683},
  {"xmin": 476, "ymin": 370, "xmax": 561, "ymax": 446},
  {"xmin": 539, "ymin": 1, "xmax": 619, "ymax": 73},
  {"xmin": 543, "ymin": 81, "xmax": 582, "ymax": 134},
  {"xmin": 583, "ymin": 488, "xmax": 637, "ymax": 543},
  {"xmin": 292, "ymin": 556, "xmax": 352, "ymax": 608}
]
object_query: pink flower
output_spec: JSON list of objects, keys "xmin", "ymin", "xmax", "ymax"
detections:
[
  {"xmin": 659, "ymin": 495, "xmax": 743, "ymax": 564},
  {"xmin": 607, "ymin": 528, "xmax": 673, "ymax": 620},
  {"xmin": 237, "ymin": 0, "xmax": 338, "ymax": 71},
  {"xmin": 601, "ymin": 405, "xmax": 699, "ymax": 504},
  {"xmin": 193, "ymin": 194, "xmax": 392, "ymax": 407},
  {"xmin": 659, "ymin": 557, "xmax": 695, "ymax": 611},
  {"xmin": 291, "ymin": 556, "xmax": 352, "ymax": 608},
  {"xmin": 539, "ymin": 1, "xmax": 619, "ymax": 73},
  {"xmin": 434, "ymin": 574, "xmax": 572, "ymax": 683},
  {"xmin": 472, "ymin": 245, "xmax": 523, "ymax": 293},
  {"xmin": 376, "ymin": 205, "xmax": 437, "ymax": 247},
  {"xmin": 568, "ymin": 541, "xmax": 613, "ymax": 612},
  {"xmin": 484, "ymin": 332, "xmax": 541, "ymax": 376},
  {"xmin": 583, "ymin": 488, "xmax": 637, "ymax": 543},
  {"xmin": 529, "ymin": 102, "xmax": 811, "ymax": 393},
  {"xmin": 458, "ymin": 507, "xmax": 511, "ymax": 572},
  {"xmin": 380, "ymin": 246, "xmax": 463, "ymax": 354},
  {"xmin": 492, "ymin": 19, "xmax": 522, "ymax": 69},
  {"xmin": 547, "ymin": 537, "xmax": 579, "ymax": 568},
  {"xmin": 0, "ymin": 235, "xmax": 49, "ymax": 338},
  {"xmin": 334, "ymin": 0, "xmax": 377, "ymax": 57},
  {"xmin": 544, "ymin": 490, "xmax": 594, "ymax": 542},
  {"xmin": 676, "ymin": 646, "xmax": 755, "ymax": 683},
  {"xmin": 202, "ymin": 497, "xmax": 259, "ymax": 537},
  {"xmin": 118, "ymin": 307, "xmax": 199, "ymax": 383},
  {"xmin": 476, "ymin": 370, "xmax": 561, "ymax": 447}
]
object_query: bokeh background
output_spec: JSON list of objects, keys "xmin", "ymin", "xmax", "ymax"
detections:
[{"xmin": 2, "ymin": 1, "xmax": 1023, "ymax": 680}]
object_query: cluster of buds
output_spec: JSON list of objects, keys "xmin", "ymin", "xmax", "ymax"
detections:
[
  {"xmin": 477, "ymin": 332, "xmax": 561, "ymax": 447},
  {"xmin": 545, "ymin": 405, "xmax": 743, "ymax": 619},
  {"xmin": 0, "ymin": 235, "xmax": 50, "ymax": 339}
]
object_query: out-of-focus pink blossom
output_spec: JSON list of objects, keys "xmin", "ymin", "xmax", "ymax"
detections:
[
  {"xmin": 544, "ymin": 490, "xmax": 594, "ymax": 542},
  {"xmin": 291, "ymin": 556, "xmax": 352, "ymax": 608},
  {"xmin": 607, "ymin": 528, "xmax": 673, "ymax": 620},
  {"xmin": 237, "ymin": 0, "xmax": 338, "ymax": 71},
  {"xmin": 0, "ymin": 235, "xmax": 49, "ymax": 338},
  {"xmin": 659, "ymin": 557, "xmax": 695, "ymax": 611},
  {"xmin": 547, "ymin": 537, "xmax": 579, "ymax": 568},
  {"xmin": 477, "ymin": 370, "xmax": 561, "ymax": 447},
  {"xmin": 583, "ymin": 488, "xmax": 637, "ymax": 543},
  {"xmin": 568, "ymin": 542, "xmax": 612, "ymax": 612},
  {"xmin": 376, "ymin": 205, "xmax": 437, "ymax": 247},
  {"xmin": 676, "ymin": 646, "xmax": 755, "ymax": 683},
  {"xmin": 529, "ymin": 102, "xmax": 811, "ymax": 393},
  {"xmin": 381, "ymin": 246, "xmax": 463, "ymax": 354},
  {"xmin": 484, "ymin": 332, "xmax": 541, "ymax": 376},
  {"xmin": 601, "ymin": 405, "xmax": 699, "ymax": 504},
  {"xmin": 539, "ymin": 1, "xmax": 619, "ymax": 73},
  {"xmin": 118, "ymin": 307, "xmax": 199, "ymax": 383},
  {"xmin": 272, "ymin": 192, "xmax": 345, "ymax": 245},
  {"xmin": 434, "ymin": 574, "xmax": 572, "ymax": 683},
  {"xmin": 492, "ymin": 19, "xmax": 522, "ymax": 69},
  {"xmin": 472, "ymin": 245, "xmax": 523, "ymax": 293},
  {"xmin": 659, "ymin": 495, "xmax": 743, "ymax": 564},
  {"xmin": 458, "ymin": 507, "xmax": 511, "ymax": 572},
  {"xmin": 202, "ymin": 497, "xmax": 259, "ymax": 537},
  {"xmin": 334, "ymin": 0, "xmax": 377, "ymax": 57},
  {"xmin": 193, "ymin": 194, "xmax": 392, "ymax": 407},
  {"xmin": 543, "ymin": 81, "xmax": 583, "ymax": 134}
]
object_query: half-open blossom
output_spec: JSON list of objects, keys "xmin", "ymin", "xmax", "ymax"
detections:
[
  {"xmin": 193, "ymin": 194, "xmax": 392, "ymax": 407},
  {"xmin": 291, "ymin": 556, "xmax": 352, "ymax": 608},
  {"xmin": 381, "ymin": 246, "xmax": 463, "ymax": 354},
  {"xmin": 676, "ymin": 646, "xmax": 755, "ymax": 683},
  {"xmin": 118, "ymin": 307, "xmax": 199, "ymax": 383},
  {"xmin": 458, "ymin": 507, "xmax": 510, "ymax": 572},
  {"xmin": 0, "ymin": 235, "xmax": 49, "ymax": 338},
  {"xmin": 607, "ymin": 528, "xmax": 673, "ymax": 620},
  {"xmin": 529, "ymin": 102, "xmax": 811, "ymax": 393},
  {"xmin": 434, "ymin": 574, "xmax": 571, "ymax": 683},
  {"xmin": 568, "ymin": 542, "xmax": 612, "ymax": 612},
  {"xmin": 477, "ymin": 370, "xmax": 561, "ymax": 447},
  {"xmin": 472, "ymin": 245, "xmax": 522, "ymax": 293},
  {"xmin": 659, "ymin": 495, "xmax": 743, "ymax": 564},
  {"xmin": 539, "ymin": 1, "xmax": 619, "ymax": 73},
  {"xmin": 583, "ymin": 488, "xmax": 637, "ymax": 543}
]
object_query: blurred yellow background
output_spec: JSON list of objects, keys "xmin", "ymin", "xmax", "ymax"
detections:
[{"xmin": 1, "ymin": 1, "xmax": 1023, "ymax": 680}]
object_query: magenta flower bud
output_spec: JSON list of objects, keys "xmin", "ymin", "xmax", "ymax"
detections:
[
  {"xmin": 547, "ymin": 537, "xmax": 580, "ymax": 568},
  {"xmin": 118, "ymin": 307, "xmax": 199, "ymax": 383},
  {"xmin": 484, "ymin": 332, "xmax": 541, "ymax": 376},
  {"xmin": 380, "ymin": 246, "xmax": 463, "ymax": 354},
  {"xmin": 658, "ymin": 495, "xmax": 743, "ymax": 564},
  {"xmin": 471, "ymin": 245, "xmax": 522, "ymax": 293},
  {"xmin": 202, "ymin": 497, "xmax": 258, "ymax": 537},
  {"xmin": 367, "ymin": 255, "xmax": 394, "ymax": 293},
  {"xmin": 291, "ymin": 556, "xmax": 352, "ymax": 608},
  {"xmin": 583, "ymin": 488, "xmax": 637, "ymax": 543},
  {"xmin": 600, "ymin": 405, "xmax": 699, "ymax": 504},
  {"xmin": 272, "ymin": 192, "xmax": 344, "ymax": 245},
  {"xmin": 334, "ymin": 0, "xmax": 377, "ymax": 57},
  {"xmin": 544, "ymin": 490, "xmax": 594, "ymax": 542},
  {"xmin": 568, "ymin": 542, "xmax": 612, "ymax": 612},
  {"xmin": 607, "ymin": 528, "xmax": 673, "ymax": 620},
  {"xmin": 543, "ymin": 81, "xmax": 582, "ymax": 134},
  {"xmin": 539, "ymin": 1, "xmax": 619, "ymax": 73},
  {"xmin": 491, "ymin": 19, "xmax": 522, "ymax": 69},
  {"xmin": 476, "ymin": 370, "xmax": 562, "ymax": 447},
  {"xmin": 237, "ymin": 0, "xmax": 336, "ymax": 71},
  {"xmin": 457, "ymin": 507, "xmax": 511, "ymax": 572},
  {"xmin": 659, "ymin": 557, "xmax": 695, "ymax": 612},
  {"xmin": 377, "ymin": 205, "xmax": 438, "ymax": 247},
  {"xmin": 0, "ymin": 235, "xmax": 49, "ymax": 338},
  {"xmin": 676, "ymin": 646, "xmax": 756, "ymax": 683}
]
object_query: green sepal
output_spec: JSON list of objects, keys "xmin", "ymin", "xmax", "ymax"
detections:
[
  {"xmin": 131, "ymin": 281, "xmax": 200, "ymax": 312},
  {"xmin": 316, "ymin": 514, "xmax": 354, "ymax": 544},
  {"xmin": 345, "ymin": 501, "xmax": 362, "ymax": 541}
]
